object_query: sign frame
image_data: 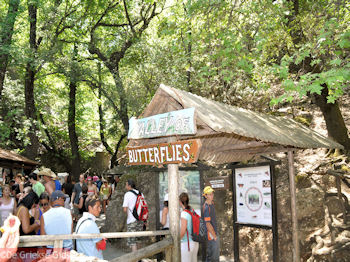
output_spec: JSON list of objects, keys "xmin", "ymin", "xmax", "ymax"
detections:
[
  {"xmin": 234, "ymin": 165, "xmax": 272, "ymax": 226},
  {"xmin": 126, "ymin": 139, "xmax": 202, "ymax": 166},
  {"xmin": 231, "ymin": 161, "xmax": 279, "ymax": 262},
  {"xmin": 128, "ymin": 107, "xmax": 196, "ymax": 139}
]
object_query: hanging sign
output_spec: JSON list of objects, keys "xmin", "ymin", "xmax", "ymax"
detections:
[
  {"xmin": 204, "ymin": 176, "xmax": 230, "ymax": 190},
  {"xmin": 128, "ymin": 108, "xmax": 196, "ymax": 139},
  {"xmin": 127, "ymin": 139, "xmax": 201, "ymax": 165},
  {"xmin": 234, "ymin": 165, "xmax": 272, "ymax": 227}
]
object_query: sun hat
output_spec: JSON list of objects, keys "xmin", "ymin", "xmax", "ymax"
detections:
[
  {"xmin": 50, "ymin": 190, "xmax": 68, "ymax": 201},
  {"xmin": 38, "ymin": 168, "xmax": 57, "ymax": 179},
  {"xmin": 202, "ymin": 186, "xmax": 214, "ymax": 196},
  {"xmin": 87, "ymin": 176, "xmax": 92, "ymax": 181}
]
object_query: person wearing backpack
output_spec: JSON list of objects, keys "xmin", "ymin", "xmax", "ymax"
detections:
[
  {"xmin": 203, "ymin": 186, "xmax": 220, "ymax": 262},
  {"xmin": 179, "ymin": 192, "xmax": 199, "ymax": 262},
  {"xmin": 122, "ymin": 179, "xmax": 146, "ymax": 252},
  {"xmin": 75, "ymin": 196, "xmax": 106, "ymax": 259}
]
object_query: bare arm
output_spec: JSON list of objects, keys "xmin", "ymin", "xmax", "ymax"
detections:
[
  {"xmin": 45, "ymin": 182, "xmax": 54, "ymax": 195},
  {"xmin": 19, "ymin": 183, "xmax": 24, "ymax": 193},
  {"xmin": 206, "ymin": 222, "xmax": 217, "ymax": 240},
  {"xmin": 71, "ymin": 191, "xmax": 76, "ymax": 204},
  {"xmin": 180, "ymin": 217, "xmax": 188, "ymax": 239},
  {"xmin": 94, "ymin": 185, "xmax": 98, "ymax": 197},
  {"xmin": 12, "ymin": 199, "xmax": 17, "ymax": 214},
  {"xmin": 40, "ymin": 216, "xmax": 46, "ymax": 235},
  {"xmin": 19, "ymin": 208, "xmax": 39, "ymax": 234},
  {"xmin": 161, "ymin": 207, "xmax": 168, "ymax": 227},
  {"xmin": 74, "ymin": 197, "xmax": 83, "ymax": 209}
]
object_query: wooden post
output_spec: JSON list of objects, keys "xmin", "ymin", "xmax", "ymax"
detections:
[
  {"xmin": 288, "ymin": 151, "xmax": 300, "ymax": 262},
  {"xmin": 165, "ymin": 247, "xmax": 172, "ymax": 261},
  {"xmin": 53, "ymin": 239, "xmax": 63, "ymax": 249},
  {"xmin": 168, "ymin": 136, "xmax": 180, "ymax": 262}
]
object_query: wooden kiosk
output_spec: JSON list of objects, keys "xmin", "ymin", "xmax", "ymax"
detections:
[
  {"xmin": 0, "ymin": 147, "xmax": 39, "ymax": 178},
  {"xmin": 126, "ymin": 84, "xmax": 343, "ymax": 262}
]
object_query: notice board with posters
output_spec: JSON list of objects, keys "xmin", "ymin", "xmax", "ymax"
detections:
[{"xmin": 234, "ymin": 165, "xmax": 272, "ymax": 227}]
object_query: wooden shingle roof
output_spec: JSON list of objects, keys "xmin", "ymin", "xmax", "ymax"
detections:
[{"xmin": 128, "ymin": 84, "xmax": 343, "ymax": 164}]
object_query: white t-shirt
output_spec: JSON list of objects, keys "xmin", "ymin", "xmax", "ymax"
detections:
[{"xmin": 123, "ymin": 189, "xmax": 141, "ymax": 224}]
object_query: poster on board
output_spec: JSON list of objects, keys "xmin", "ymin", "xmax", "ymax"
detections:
[{"xmin": 235, "ymin": 165, "xmax": 272, "ymax": 227}]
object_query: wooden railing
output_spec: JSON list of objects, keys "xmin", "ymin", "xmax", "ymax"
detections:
[{"xmin": 19, "ymin": 230, "xmax": 173, "ymax": 262}]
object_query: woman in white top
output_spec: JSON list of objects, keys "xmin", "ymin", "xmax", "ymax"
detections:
[
  {"xmin": 0, "ymin": 184, "xmax": 16, "ymax": 226},
  {"xmin": 179, "ymin": 192, "xmax": 199, "ymax": 262}
]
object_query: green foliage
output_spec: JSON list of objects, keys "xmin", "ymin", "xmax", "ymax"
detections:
[{"xmin": 1, "ymin": 0, "xmax": 349, "ymax": 167}]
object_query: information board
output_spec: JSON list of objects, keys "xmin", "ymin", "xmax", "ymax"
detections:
[{"xmin": 235, "ymin": 165, "xmax": 272, "ymax": 227}]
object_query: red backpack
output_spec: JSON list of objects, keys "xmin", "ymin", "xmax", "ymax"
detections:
[
  {"xmin": 129, "ymin": 190, "xmax": 149, "ymax": 221},
  {"xmin": 184, "ymin": 209, "xmax": 207, "ymax": 243}
]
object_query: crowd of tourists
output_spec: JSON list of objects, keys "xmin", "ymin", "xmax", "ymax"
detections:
[
  {"xmin": 0, "ymin": 168, "xmax": 119, "ymax": 260},
  {"xmin": 0, "ymin": 168, "xmax": 219, "ymax": 262}
]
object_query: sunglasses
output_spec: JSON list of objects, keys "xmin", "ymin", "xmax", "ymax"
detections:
[{"xmin": 40, "ymin": 203, "xmax": 49, "ymax": 207}]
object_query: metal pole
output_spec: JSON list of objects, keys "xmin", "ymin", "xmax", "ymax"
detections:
[
  {"xmin": 168, "ymin": 159, "xmax": 180, "ymax": 261},
  {"xmin": 288, "ymin": 151, "xmax": 300, "ymax": 262},
  {"xmin": 270, "ymin": 164, "xmax": 279, "ymax": 262},
  {"xmin": 232, "ymin": 168, "xmax": 240, "ymax": 262}
]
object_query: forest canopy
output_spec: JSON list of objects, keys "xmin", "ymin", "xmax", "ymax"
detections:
[{"xmin": 0, "ymin": 0, "xmax": 349, "ymax": 177}]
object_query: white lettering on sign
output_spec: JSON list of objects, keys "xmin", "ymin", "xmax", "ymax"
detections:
[
  {"xmin": 128, "ymin": 108, "xmax": 196, "ymax": 139},
  {"xmin": 127, "ymin": 139, "xmax": 201, "ymax": 165}
]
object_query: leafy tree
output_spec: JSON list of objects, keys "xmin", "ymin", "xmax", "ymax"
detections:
[
  {"xmin": 0, "ymin": 0, "xmax": 21, "ymax": 100},
  {"xmin": 87, "ymin": 0, "xmax": 164, "ymax": 132}
]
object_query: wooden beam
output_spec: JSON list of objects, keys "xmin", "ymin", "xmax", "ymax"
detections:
[
  {"xmin": 19, "ymin": 230, "xmax": 170, "ymax": 243},
  {"xmin": 288, "ymin": 151, "xmax": 300, "ymax": 262},
  {"xmin": 110, "ymin": 237, "xmax": 173, "ymax": 262}
]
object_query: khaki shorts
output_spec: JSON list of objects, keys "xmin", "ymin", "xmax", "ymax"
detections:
[{"xmin": 126, "ymin": 221, "xmax": 144, "ymax": 246}]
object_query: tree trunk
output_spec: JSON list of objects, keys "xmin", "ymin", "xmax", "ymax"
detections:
[
  {"xmin": 110, "ymin": 133, "xmax": 126, "ymax": 168},
  {"xmin": 98, "ymin": 82, "xmax": 113, "ymax": 156},
  {"xmin": 109, "ymin": 68, "xmax": 129, "ymax": 132},
  {"xmin": 312, "ymin": 88, "xmax": 350, "ymax": 150},
  {"xmin": 68, "ymin": 79, "xmax": 81, "ymax": 180},
  {"xmin": 0, "ymin": 0, "xmax": 20, "ymax": 100},
  {"xmin": 24, "ymin": 1, "xmax": 40, "ymax": 158}
]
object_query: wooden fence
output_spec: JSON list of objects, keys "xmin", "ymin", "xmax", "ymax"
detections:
[{"xmin": 19, "ymin": 230, "xmax": 173, "ymax": 262}]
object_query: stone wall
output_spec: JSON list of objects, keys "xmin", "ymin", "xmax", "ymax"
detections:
[{"xmin": 101, "ymin": 169, "xmax": 159, "ymax": 252}]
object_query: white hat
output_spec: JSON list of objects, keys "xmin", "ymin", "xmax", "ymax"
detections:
[{"xmin": 164, "ymin": 193, "xmax": 168, "ymax": 201}]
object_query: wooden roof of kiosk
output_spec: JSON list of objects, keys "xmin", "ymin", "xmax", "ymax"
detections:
[
  {"xmin": 0, "ymin": 147, "xmax": 39, "ymax": 170},
  {"xmin": 128, "ymin": 84, "xmax": 342, "ymax": 156},
  {"xmin": 127, "ymin": 84, "xmax": 344, "ymax": 262}
]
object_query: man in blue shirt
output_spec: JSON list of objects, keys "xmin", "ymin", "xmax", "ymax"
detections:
[
  {"xmin": 40, "ymin": 190, "xmax": 73, "ymax": 249},
  {"xmin": 76, "ymin": 197, "xmax": 105, "ymax": 259},
  {"xmin": 203, "ymin": 186, "xmax": 220, "ymax": 262}
]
